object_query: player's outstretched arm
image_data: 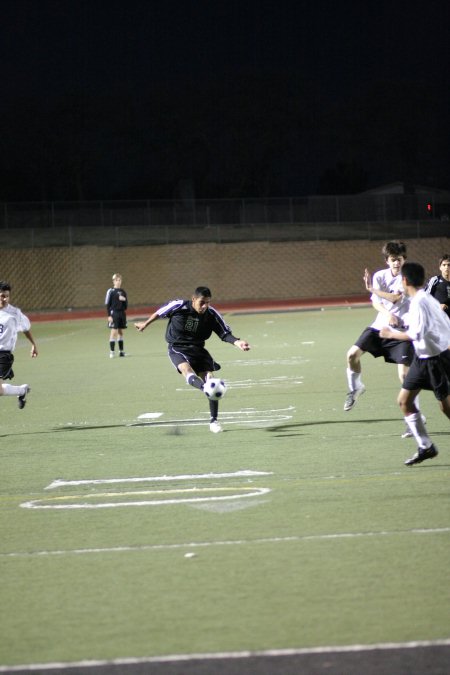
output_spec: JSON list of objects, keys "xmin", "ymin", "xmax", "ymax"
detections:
[
  {"xmin": 134, "ymin": 312, "xmax": 159, "ymax": 332},
  {"xmin": 379, "ymin": 326, "xmax": 410, "ymax": 341}
]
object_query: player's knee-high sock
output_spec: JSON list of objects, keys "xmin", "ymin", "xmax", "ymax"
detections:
[
  {"xmin": 109, "ymin": 340, "xmax": 115, "ymax": 352},
  {"xmin": 346, "ymin": 368, "xmax": 363, "ymax": 391},
  {"xmin": 404, "ymin": 412, "xmax": 432, "ymax": 449},
  {"xmin": 1, "ymin": 383, "xmax": 27, "ymax": 396},
  {"xmin": 209, "ymin": 399, "xmax": 219, "ymax": 422},
  {"xmin": 118, "ymin": 339, "xmax": 124, "ymax": 352},
  {"xmin": 187, "ymin": 374, "xmax": 204, "ymax": 390}
]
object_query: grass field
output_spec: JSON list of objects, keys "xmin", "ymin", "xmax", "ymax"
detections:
[{"xmin": 0, "ymin": 306, "xmax": 449, "ymax": 670}]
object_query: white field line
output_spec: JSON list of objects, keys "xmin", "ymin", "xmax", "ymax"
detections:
[
  {"xmin": 1, "ymin": 639, "xmax": 449, "ymax": 672},
  {"xmin": 21, "ymin": 487, "xmax": 271, "ymax": 510},
  {"xmin": 45, "ymin": 470, "xmax": 273, "ymax": 490},
  {"xmin": 128, "ymin": 405, "xmax": 295, "ymax": 427},
  {"xmin": 2, "ymin": 527, "xmax": 449, "ymax": 558}
]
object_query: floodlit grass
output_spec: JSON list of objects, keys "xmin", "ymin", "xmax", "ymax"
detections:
[{"xmin": 0, "ymin": 307, "xmax": 449, "ymax": 666}]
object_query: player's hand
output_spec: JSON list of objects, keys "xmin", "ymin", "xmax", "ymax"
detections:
[
  {"xmin": 134, "ymin": 322, "xmax": 147, "ymax": 332},
  {"xmin": 379, "ymin": 327, "xmax": 392, "ymax": 338},
  {"xmin": 31, "ymin": 345, "xmax": 38, "ymax": 358},
  {"xmin": 388, "ymin": 314, "xmax": 401, "ymax": 327},
  {"xmin": 364, "ymin": 268, "xmax": 373, "ymax": 291},
  {"xmin": 235, "ymin": 340, "xmax": 250, "ymax": 351}
]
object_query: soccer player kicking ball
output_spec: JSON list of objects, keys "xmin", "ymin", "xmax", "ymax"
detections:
[
  {"xmin": 380, "ymin": 262, "xmax": 450, "ymax": 466},
  {"xmin": 135, "ymin": 286, "xmax": 250, "ymax": 433},
  {"xmin": 0, "ymin": 281, "xmax": 38, "ymax": 408}
]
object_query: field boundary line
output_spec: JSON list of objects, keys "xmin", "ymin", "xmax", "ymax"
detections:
[
  {"xmin": 1, "ymin": 639, "xmax": 449, "ymax": 672},
  {"xmin": 2, "ymin": 527, "xmax": 449, "ymax": 558}
]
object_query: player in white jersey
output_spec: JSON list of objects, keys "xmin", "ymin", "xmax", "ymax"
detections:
[
  {"xmin": 380, "ymin": 262, "xmax": 450, "ymax": 465},
  {"xmin": 344, "ymin": 242, "xmax": 415, "ymax": 418},
  {"xmin": 0, "ymin": 281, "xmax": 38, "ymax": 408}
]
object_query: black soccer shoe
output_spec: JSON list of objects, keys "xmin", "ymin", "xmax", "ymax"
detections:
[
  {"xmin": 17, "ymin": 386, "xmax": 30, "ymax": 410},
  {"xmin": 404, "ymin": 444, "xmax": 438, "ymax": 466}
]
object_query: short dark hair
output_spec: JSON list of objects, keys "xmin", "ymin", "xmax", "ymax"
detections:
[
  {"xmin": 439, "ymin": 254, "xmax": 450, "ymax": 265},
  {"xmin": 401, "ymin": 262, "xmax": 425, "ymax": 288},
  {"xmin": 194, "ymin": 286, "xmax": 211, "ymax": 298},
  {"xmin": 0, "ymin": 281, "xmax": 11, "ymax": 292},
  {"xmin": 382, "ymin": 241, "xmax": 407, "ymax": 259}
]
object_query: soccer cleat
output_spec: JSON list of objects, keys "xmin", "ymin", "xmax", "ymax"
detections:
[
  {"xmin": 404, "ymin": 444, "xmax": 438, "ymax": 466},
  {"xmin": 343, "ymin": 385, "xmax": 366, "ymax": 411},
  {"xmin": 17, "ymin": 386, "xmax": 30, "ymax": 409},
  {"xmin": 401, "ymin": 414, "xmax": 427, "ymax": 439},
  {"xmin": 209, "ymin": 421, "xmax": 223, "ymax": 433},
  {"xmin": 110, "ymin": 352, "xmax": 115, "ymax": 358},
  {"xmin": 119, "ymin": 352, "xmax": 126, "ymax": 357}
]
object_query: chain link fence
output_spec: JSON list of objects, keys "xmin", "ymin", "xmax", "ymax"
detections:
[{"xmin": 2, "ymin": 195, "xmax": 448, "ymax": 248}]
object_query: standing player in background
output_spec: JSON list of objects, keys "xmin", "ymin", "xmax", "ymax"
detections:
[
  {"xmin": 425, "ymin": 254, "xmax": 450, "ymax": 320},
  {"xmin": 0, "ymin": 281, "xmax": 38, "ymax": 408},
  {"xmin": 105, "ymin": 273, "xmax": 128, "ymax": 358},
  {"xmin": 380, "ymin": 262, "xmax": 450, "ymax": 466},
  {"xmin": 134, "ymin": 286, "xmax": 250, "ymax": 433}
]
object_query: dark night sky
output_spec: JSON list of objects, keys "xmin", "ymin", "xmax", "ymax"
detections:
[{"xmin": 1, "ymin": 0, "xmax": 449, "ymax": 200}]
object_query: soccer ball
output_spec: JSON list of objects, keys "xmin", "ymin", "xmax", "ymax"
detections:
[{"xmin": 203, "ymin": 378, "xmax": 227, "ymax": 400}]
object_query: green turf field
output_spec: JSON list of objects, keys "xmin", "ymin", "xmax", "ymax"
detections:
[{"xmin": 0, "ymin": 307, "xmax": 448, "ymax": 668}]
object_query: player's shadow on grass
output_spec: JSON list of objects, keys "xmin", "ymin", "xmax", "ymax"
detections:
[{"xmin": 265, "ymin": 418, "xmax": 450, "ymax": 436}]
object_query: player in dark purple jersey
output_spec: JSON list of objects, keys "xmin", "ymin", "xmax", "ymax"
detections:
[
  {"xmin": 105, "ymin": 273, "xmax": 128, "ymax": 358},
  {"xmin": 425, "ymin": 254, "xmax": 450, "ymax": 320},
  {"xmin": 135, "ymin": 286, "xmax": 250, "ymax": 433}
]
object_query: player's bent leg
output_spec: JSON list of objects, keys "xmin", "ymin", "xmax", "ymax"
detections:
[
  {"xmin": 400, "ymin": 388, "xmax": 437, "ymax": 466},
  {"xmin": 344, "ymin": 347, "xmax": 366, "ymax": 411},
  {"xmin": 438, "ymin": 394, "xmax": 450, "ymax": 419},
  {"xmin": 179, "ymin": 363, "xmax": 204, "ymax": 391}
]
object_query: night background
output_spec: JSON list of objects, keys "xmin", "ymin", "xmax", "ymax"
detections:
[{"xmin": 1, "ymin": 0, "xmax": 449, "ymax": 202}]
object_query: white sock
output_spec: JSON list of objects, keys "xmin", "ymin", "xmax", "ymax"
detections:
[
  {"xmin": 347, "ymin": 368, "xmax": 362, "ymax": 391},
  {"xmin": 404, "ymin": 412, "xmax": 432, "ymax": 449},
  {"xmin": 2, "ymin": 383, "xmax": 26, "ymax": 396}
]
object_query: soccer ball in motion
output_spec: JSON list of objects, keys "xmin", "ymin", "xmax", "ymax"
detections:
[{"xmin": 203, "ymin": 378, "xmax": 227, "ymax": 400}]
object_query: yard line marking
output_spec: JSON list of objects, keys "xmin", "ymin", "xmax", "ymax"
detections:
[
  {"xmin": 0, "ymin": 639, "xmax": 449, "ymax": 672},
  {"xmin": 21, "ymin": 486, "xmax": 271, "ymax": 510},
  {"xmin": 45, "ymin": 470, "xmax": 272, "ymax": 490},
  {"xmin": 2, "ymin": 527, "xmax": 449, "ymax": 558}
]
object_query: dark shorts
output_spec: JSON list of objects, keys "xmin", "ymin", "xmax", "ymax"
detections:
[
  {"xmin": 109, "ymin": 311, "xmax": 127, "ymax": 329},
  {"xmin": 355, "ymin": 327, "xmax": 414, "ymax": 365},
  {"xmin": 0, "ymin": 351, "xmax": 14, "ymax": 380},
  {"xmin": 402, "ymin": 350, "xmax": 450, "ymax": 400},
  {"xmin": 168, "ymin": 344, "xmax": 221, "ymax": 375}
]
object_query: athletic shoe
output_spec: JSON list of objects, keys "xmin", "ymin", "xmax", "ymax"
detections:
[
  {"xmin": 119, "ymin": 352, "xmax": 126, "ymax": 357},
  {"xmin": 404, "ymin": 444, "xmax": 438, "ymax": 466},
  {"xmin": 17, "ymin": 385, "xmax": 30, "ymax": 409},
  {"xmin": 110, "ymin": 352, "xmax": 115, "ymax": 358},
  {"xmin": 343, "ymin": 385, "xmax": 366, "ymax": 411},
  {"xmin": 401, "ymin": 414, "xmax": 427, "ymax": 439},
  {"xmin": 209, "ymin": 421, "xmax": 223, "ymax": 433}
]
